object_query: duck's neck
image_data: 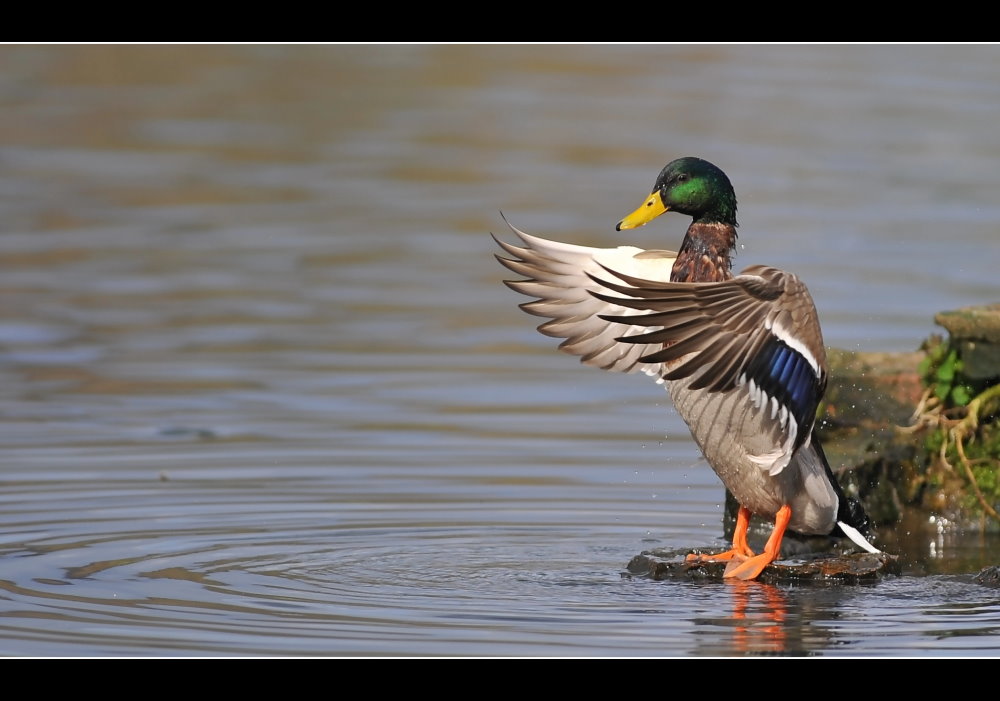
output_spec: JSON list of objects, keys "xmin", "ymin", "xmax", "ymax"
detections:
[{"xmin": 670, "ymin": 222, "xmax": 737, "ymax": 283}]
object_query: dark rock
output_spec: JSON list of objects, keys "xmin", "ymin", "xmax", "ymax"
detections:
[{"xmin": 625, "ymin": 548, "xmax": 901, "ymax": 584}]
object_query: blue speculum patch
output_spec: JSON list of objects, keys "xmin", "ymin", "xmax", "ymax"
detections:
[{"xmin": 747, "ymin": 338, "xmax": 819, "ymax": 435}]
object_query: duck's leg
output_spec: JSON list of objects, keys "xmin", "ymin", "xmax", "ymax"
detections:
[
  {"xmin": 723, "ymin": 504, "xmax": 792, "ymax": 580},
  {"xmin": 686, "ymin": 505, "xmax": 756, "ymax": 562}
]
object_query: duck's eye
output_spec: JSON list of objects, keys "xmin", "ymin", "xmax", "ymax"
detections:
[{"xmin": 675, "ymin": 174, "xmax": 688, "ymax": 183}]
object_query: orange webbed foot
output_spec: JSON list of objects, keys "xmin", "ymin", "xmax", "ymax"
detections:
[
  {"xmin": 721, "ymin": 504, "xmax": 793, "ymax": 581},
  {"xmin": 722, "ymin": 552, "xmax": 776, "ymax": 580}
]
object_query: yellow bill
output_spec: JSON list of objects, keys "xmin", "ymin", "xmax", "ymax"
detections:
[{"xmin": 616, "ymin": 191, "xmax": 669, "ymax": 231}]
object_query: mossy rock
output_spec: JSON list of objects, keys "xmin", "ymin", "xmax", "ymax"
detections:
[{"xmin": 934, "ymin": 304, "xmax": 1000, "ymax": 381}]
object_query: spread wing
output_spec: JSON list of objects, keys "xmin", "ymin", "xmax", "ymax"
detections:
[{"xmin": 493, "ymin": 217, "xmax": 676, "ymax": 380}]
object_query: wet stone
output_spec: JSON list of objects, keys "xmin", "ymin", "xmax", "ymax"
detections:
[{"xmin": 624, "ymin": 548, "xmax": 902, "ymax": 585}]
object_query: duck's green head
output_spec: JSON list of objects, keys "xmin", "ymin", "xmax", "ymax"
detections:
[{"xmin": 617, "ymin": 156, "xmax": 739, "ymax": 231}]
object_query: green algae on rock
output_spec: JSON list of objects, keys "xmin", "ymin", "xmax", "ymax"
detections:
[{"xmin": 824, "ymin": 304, "xmax": 1000, "ymax": 534}]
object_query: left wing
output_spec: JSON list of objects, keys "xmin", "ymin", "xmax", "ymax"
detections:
[{"xmin": 590, "ymin": 263, "xmax": 828, "ymax": 463}]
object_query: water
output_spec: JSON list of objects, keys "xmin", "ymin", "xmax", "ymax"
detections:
[{"xmin": 1, "ymin": 44, "xmax": 999, "ymax": 657}]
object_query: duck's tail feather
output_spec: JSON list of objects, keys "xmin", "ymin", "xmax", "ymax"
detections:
[{"xmin": 836, "ymin": 518, "xmax": 882, "ymax": 554}]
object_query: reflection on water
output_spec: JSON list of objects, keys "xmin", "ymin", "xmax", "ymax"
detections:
[
  {"xmin": 726, "ymin": 581, "xmax": 790, "ymax": 656},
  {"xmin": 1, "ymin": 44, "xmax": 999, "ymax": 657}
]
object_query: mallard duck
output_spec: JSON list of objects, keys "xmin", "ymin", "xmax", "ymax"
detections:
[{"xmin": 494, "ymin": 156, "xmax": 880, "ymax": 580}]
